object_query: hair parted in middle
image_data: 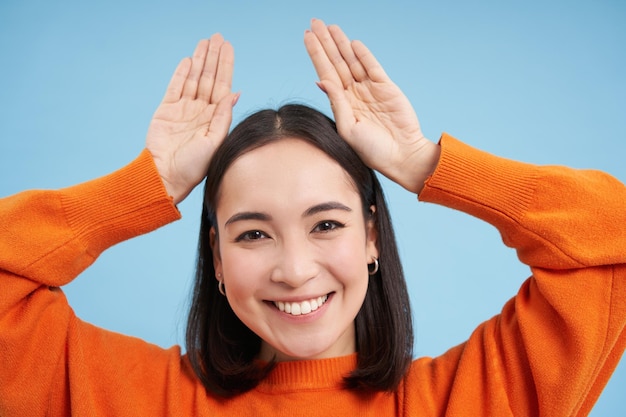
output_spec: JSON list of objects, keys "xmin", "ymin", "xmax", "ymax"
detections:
[{"xmin": 186, "ymin": 103, "xmax": 413, "ymax": 397}]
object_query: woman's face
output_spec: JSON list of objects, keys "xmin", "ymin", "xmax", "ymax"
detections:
[{"xmin": 211, "ymin": 137, "xmax": 378, "ymax": 361}]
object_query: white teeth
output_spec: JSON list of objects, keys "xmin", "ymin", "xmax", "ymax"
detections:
[
  {"xmin": 274, "ymin": 295, "xmax": 328, "ymax": 316},
  {"xmin": 291, "ymin": 303, "xmax": 302, "ymax": 315}
]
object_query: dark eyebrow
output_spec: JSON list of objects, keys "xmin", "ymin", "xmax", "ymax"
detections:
[
  {"xmin": 225, "ymin": 212, "xmax": 272, "ymax": 226},
  {"xmin": 303, "ymin": 201, "xmax": 352, "ymax": 217},
  {"xmin": 224, "ymin": 202, "xmax": 351, "ymax": 226}
]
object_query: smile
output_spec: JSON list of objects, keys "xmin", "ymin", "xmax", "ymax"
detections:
[{"xmin": 273, "ymin": 294, "xmax": 329, "ymax": 316}]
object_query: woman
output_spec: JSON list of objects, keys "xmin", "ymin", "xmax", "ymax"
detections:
[
  {"xmin": 1, "ymin": 20, "xmax": 624, "ymax": 416},
  {"xmin": 186, "ymin": 103, "xmax": 415, "ymax": 396}
]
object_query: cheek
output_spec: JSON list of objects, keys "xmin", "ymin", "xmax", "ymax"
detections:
[
  {"xmin": 325, "ymin": 235, "xmax": 371, "ymax": 286},
  {"xmin": 220, "ymin": 249, "xmax": 267, "ymax": 302}
]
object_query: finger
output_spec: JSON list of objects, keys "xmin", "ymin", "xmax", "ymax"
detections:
[
  {"xmin": 182, "ymin": 39, "xmax": 210, "ymax": 99},
  {"xmin": 352, "ymin": 40, "xmax": 389, "ymax": 83},
  {"xmin": 210, "ymin": 40, "xmax": 234, "ymax": 104},
  {"xmin": 304, "ymin": 29, "xmax": 343, "ymax": 90},
  {"xmin": 162, "ymin": 57, "xmax": 191, "ymax": 103},
  {"xmin": 328, "ymin": 25, "xmax": 368, "ymax": 82},
  {"xmin": 204, "ymin": 92, "xmax": 239, "ymax": 144},
  {"xmin": 317, "ymin": 80, "xmax": 354, "ymax": 134},
  {"xmin": 197, "ymin": 33, "xmax": 225, "ymax": 101},
  {"xmin": 309, "ymin": 19, "xmax": 353, "ymax": 88}
]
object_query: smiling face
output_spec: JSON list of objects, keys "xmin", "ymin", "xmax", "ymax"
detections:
[{"xmin": 211, "ymin": 137, "xmax": 378, "ymax": 362}]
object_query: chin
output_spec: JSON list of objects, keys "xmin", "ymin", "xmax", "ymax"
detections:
[{"xmin": 263, "ymin": 336, "xmax": 353, "ymax": 362}]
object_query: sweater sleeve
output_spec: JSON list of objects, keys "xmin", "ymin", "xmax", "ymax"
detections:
[
  {"xmin": 408, "ymin": 134, "xmax": 626, "ymax": 416},
  {"xmin": 0, "ymin": 150, "xmax": 187, "ymax": 416}
]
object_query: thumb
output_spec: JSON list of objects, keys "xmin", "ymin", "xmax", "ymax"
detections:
[
  {"xmin": 205, "ymin": 92, "xmax": 240, "ymax": 142},
  {"xmin": 316, "ymin": 80, "xmax": 354, "ymax": 135}
]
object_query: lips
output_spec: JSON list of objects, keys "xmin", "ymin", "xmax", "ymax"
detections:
[{"xmin": 273, "ymin": 294, "xmax": 329, "ymax": 316}]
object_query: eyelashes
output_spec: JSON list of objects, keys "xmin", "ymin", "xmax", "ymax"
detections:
[
  {"xmin": 234, "ymin": 220, "xmax": 346, "ymax": 242},
  {"xmin": 312, "ymin": 220, "xmax": 345, "ymax": 233},
  {"xmin": 235, "ymin": 230, "xmax": 268, "ymax": 242}
]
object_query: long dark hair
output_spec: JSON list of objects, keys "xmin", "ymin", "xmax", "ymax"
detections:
[{"xmin": 186, "ymin": 104, "xmax": 413, "ymax": 397}]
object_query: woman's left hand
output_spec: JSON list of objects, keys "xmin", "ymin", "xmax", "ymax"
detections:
[{"xmin": 304, "ymin": 19, "xmax": 440, "ymax": 194}]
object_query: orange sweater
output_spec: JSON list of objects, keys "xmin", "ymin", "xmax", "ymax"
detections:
[{"xmin": 1, "ymin": 134, "xmax": 625, "ymax": 416}]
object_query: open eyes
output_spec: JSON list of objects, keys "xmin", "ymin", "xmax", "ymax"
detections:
[
  {"xmin": 312, "ymin": 220, "xmax": 344, "ymax": 233},
  {"xmin": 234, "ymin": 220, "xmax": 345, "ymax": 242},
  {"xmin": 235, "ymin": 230, "xmax": 268, "ymax": 242}
]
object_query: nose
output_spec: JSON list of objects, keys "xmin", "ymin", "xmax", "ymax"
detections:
[{"xmin": 270, "ymin": 236, "xmax": 319, "ymax": 288}]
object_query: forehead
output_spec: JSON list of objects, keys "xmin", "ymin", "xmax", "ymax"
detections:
[{"xmin": 216, "ymin": 138, "xmax": 360, "ymax": 211}]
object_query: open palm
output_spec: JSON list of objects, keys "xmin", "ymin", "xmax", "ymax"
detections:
[
  {"xmin": 305, "ymin": 20, "xmax": 438, "ymax": 193},
  {"xmin": 146, "ymin": 34, "xmax": 237, "ymax": 204}
]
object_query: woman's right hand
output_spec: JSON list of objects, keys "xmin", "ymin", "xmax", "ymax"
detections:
[{"xmin": 146, "ymin": 33, "xmax": 237, "ymax": 205}]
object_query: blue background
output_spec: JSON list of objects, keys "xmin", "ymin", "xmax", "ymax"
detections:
[{"xmin": 1, "ymin": 0, "xmax": 624, "ymax": 414}]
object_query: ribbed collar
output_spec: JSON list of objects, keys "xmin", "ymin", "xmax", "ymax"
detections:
[{"xmin": 257, "ymin": 354, "xmax": 358, "ymax": 393}]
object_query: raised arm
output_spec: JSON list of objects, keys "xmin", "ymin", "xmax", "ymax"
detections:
[
  {"xmin": 304, "ymin": 19, "xmax": 440, "ymax": 194},
  {"xmin": 0, "ymin": 35, "xmax": 236, "ymax": 416},
  {"xmin": 306, "ymin": 19, "xmax": 626, "ymax": 416}
]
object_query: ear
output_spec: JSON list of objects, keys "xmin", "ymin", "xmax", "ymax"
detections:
[
  {"xmin": 366, "ymin": 205, "xmax": 379, "ymax": 260},
  {"xmin": 209, "ymin": 226, "xmax": 223, "ymax": 278}
]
